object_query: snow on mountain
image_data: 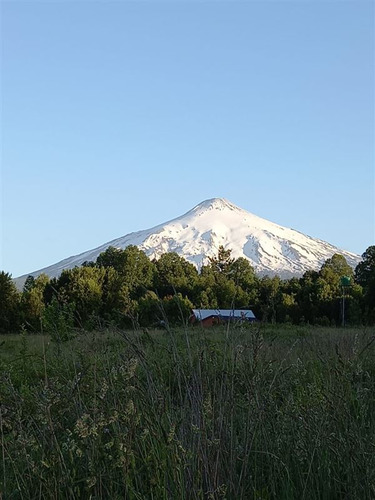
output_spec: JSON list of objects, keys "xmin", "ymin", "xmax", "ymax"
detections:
[{"xmin": 14, "ymin": 198, "xmax": 360, "ymax": 288}]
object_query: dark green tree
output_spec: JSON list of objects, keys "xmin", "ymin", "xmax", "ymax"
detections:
[
  {"xmin": 256, "ymin": 276, "xmax": 281, "ymax": 323},
  {"xmin": 96, "ymin": 246, "xmax": 154, "ymax": 298},
  {"xmin": 54, "ymin": 266, "xmax": 106, "ymax": 327},
  {"xmin": 161, "ymin": 293, "xmax": 194, "ymax": 325},
  {"xmin": 317, "ymin": 254, "xmax": 354, "ymax": 324},
  {"xmin": 229, "ymin": 257, "xmax": 258, "ymax": 306},
  {"xmin": 355, "ymin": 246, "xmax": 375, "ymax": 323},
  {"xmin": 137, "ymin": 291, "xmax": 162, "ymax": 326},
  {"xmin": 154, "ymin": 252, "xmax": 198, "ymax": 298},
  {"xmin": 277, "ymin": 277, "xmax": 301, "ymax": 323},
  {"xmin": 21, "ymin": 274, "xmax": 50, "ymax": 331},
  {"xmin": 320, "ymin": 253, "xmax": 354, "ymax": 279},
  {"xmin": 96, "ymin": 246, "xmax": 125, "ymax": 270},
  {"xmin": 42, "ymin": 297, "xmax": 75, "ymax": 342},
  {"xmin": 0, "ymin": 271, "xmax": 21, "ymax": 332},
  {"xmin": 208, "ymin": 245, "xmax": 234, "ymax": 275},
  {"xmin": 199, "ymin": 250, "xmax": 252, "ymax": 309},
  {"xmin": 100, "ymin": 266, "xmax": 125, "ymax": 322},
  {"xmin": 23, "ymin": 275, "xmax": 35, "ymax": 293},
  {"xmin": 295, "ymin": 270, "xmax": 320, "ymax": 324},
  {"xmin": 196, "ymin": 265, "xmax": 218, "ymax": 308}
]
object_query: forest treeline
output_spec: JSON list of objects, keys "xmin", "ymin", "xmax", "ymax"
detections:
[{"xmin": 1, "ymin": 245, "xmax": 374, "ymax": 333}]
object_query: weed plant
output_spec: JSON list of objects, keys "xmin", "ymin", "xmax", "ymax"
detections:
[{"xmin": 1, "ymin": 322, "xmax": 375, "ymax": 499}]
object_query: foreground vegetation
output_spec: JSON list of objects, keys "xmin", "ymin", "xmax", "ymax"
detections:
[{"xmin": 1, "ymin": 323, "xmax": 375, "ymax": 499}]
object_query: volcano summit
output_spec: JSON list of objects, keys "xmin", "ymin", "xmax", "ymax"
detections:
[{"xmin": 15, "ymin": 198, "xmax": 360, "ymax": 287}]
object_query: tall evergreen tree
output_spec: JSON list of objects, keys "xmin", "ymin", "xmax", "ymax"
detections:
[
  {"xmin": 208, "ymin": 245, "xmax": 234, "ymax": 275},
  {"xmin": 355, "ymin": 246, "xmax": 375, "ymax": 323},
  {"xmin": 0, "ymin": 271, "xmax": 20, "ymax": 332}
]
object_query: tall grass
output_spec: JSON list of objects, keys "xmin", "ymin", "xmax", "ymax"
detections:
[{"xmin": 1, "ymin": 323, "xmax": 375, "ymax": 499}]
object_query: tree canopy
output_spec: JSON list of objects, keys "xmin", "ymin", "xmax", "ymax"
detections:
[
  {"xmin": 1, "ymin": 245, "xmax": 374, "ymax": 333},
  {"xmin": 0, "ymin": 272, "xmax": 20, "ymax": 332}
]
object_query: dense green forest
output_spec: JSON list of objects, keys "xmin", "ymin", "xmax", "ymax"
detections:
[{"xmin": 1, "ymin": 245, "xmax": 374, "ymax": 333}]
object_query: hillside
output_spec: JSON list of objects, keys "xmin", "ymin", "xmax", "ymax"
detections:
[{"xmin": 15, "ymin": 198, "xmax": 360, "ymax": 287}]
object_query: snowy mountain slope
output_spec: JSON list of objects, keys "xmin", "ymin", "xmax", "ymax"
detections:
[{"xmin": 14, "ymin": 198, "xmax": 360, "ymax": 288}]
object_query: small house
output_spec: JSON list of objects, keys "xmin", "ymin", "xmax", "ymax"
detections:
[{"xmin": 191, "ymin": 309, "xmax": 256, "ymax": 327}]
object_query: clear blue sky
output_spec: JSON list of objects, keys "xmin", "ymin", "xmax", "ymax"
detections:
[{"xmin": 1, "ymin": 0, "xmax": 374, "ymax": 277}]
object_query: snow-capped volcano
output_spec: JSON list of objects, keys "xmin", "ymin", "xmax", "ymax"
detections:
[{"xmin": 15, "ymin": 198, "xmax": 360, "ymax": 287}]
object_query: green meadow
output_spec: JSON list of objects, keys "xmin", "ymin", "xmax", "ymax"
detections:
[{"xmin": 1, "ymin": 324, "xmax": 374, "ymax": 499}]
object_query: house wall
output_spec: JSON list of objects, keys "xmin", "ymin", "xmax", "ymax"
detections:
[
  {"xmin": 193, "ymin": 313, "xmax": 256, "ymax": 327},
  {"xmin": 201, "ymin": 316, "xmax": 220, "ymax": 327}
]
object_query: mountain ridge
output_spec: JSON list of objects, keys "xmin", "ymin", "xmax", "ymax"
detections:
[{"xmin": 14, "ymin": 198, "xmax": 360, "ymax": 288}]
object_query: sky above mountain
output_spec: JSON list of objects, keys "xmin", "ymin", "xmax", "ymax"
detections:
[
  {"xmin": 2, "ymin": 0, "xmax": 374, "ymax": 277},
  {"xmin": 14, "ymin": 198, "xmax": 361, "ymax": 289}
]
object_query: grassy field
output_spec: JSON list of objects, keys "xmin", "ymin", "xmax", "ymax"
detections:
[{"xmin": 1, "ymin": 323, "xmax": 375, "ymax": 499}]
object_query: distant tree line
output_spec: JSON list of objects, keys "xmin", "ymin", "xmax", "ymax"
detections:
[{"xmin": 1, "ymin": 245, "xmax": 375, "ymax": 333}]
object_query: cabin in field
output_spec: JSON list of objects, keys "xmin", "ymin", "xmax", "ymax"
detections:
[{"xmin": 191, "ymin": 309, "xmax": 256, "ymax": 327}]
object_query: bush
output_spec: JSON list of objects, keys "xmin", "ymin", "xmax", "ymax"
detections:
[{"xmin": 42, "ymin": 297, "xmax": 75, "ymax": 342}]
